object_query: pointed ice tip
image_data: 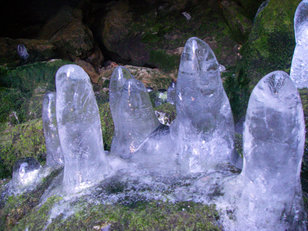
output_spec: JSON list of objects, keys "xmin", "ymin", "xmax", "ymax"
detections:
[
  {"xmin": 112, "ymin": 66, "xmax": 133, "ymax": 82},
  {"xmin": 56, "ymin": 64, "xmax": 89, "ymax": 81},
  {"xmin": 180, "ymin": 37, "xmax": 218, "ymax": 73}
]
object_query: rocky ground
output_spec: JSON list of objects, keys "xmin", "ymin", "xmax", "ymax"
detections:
[{"xmin": 0, "ymin": 0, "xmax": 307, "ymax": 229}]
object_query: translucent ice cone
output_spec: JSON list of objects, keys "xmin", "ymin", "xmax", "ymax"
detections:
[
  {"xmin": 290, "ymin": 0, "xmax": 308, "ymax": 88},
  {"xmin": 56, "ymin": 64, "xmax": 109, "ymax": 192},
  {"xmin": 42, "ymin": 92, "xmax": 63, "ymax": 167},
  {"xmin": 237, "ymin": 71, "xmax": 306, "ymax": 230},
  {"xmin": 171, "ymin": 37, "xmax": 236, "ymax": 173},
  {"xmin": 110, "ymin": 77, "xmax": 160, "ymax": 158}
]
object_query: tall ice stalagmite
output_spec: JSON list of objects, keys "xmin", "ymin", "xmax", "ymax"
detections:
[
  {"xmin": 237, "ymin": 71, "xmax": 306, "ymax": 230},
  {"xmin": 171, "ymin": 37, "xmax": 236, "ymax": 173},
  {"xmin": 56, "ymin": 64, "xmax": 109, "ymax": 192},
  {"xmin": 290, "ymin": 0, "xmax": 308, "ymax": 88}
]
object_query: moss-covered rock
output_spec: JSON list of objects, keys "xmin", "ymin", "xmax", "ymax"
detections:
[
  {"xmin": 0, "ymin": 37, "xmax": 57, "ymax": 67},
  {"xmin": 0, "ymin": 119, "xmax": 46, "ymax": 178},
  {"xmin": 220, "ymin": 0, "xmax": 252, "ymax": 43},
  {"xmin": 11, "ymin": 198, "xmax": 220, "ymax": 231},
  {"xmin": 233, "ymin": 0, "xmax": 264, "ymax": 19},
  {"xmin": 98, "ymin": 64, "xmax": 175, "ymax": 91},
  {"xmin": 234, "ymin": 0, "xmax": 300, "ymax": 119},
  {"xmin": 39, "ymin": 6, "xmax": 94, "ymax": 60},
  {"xmin": 0, "ymin": 168, "xmax": 62, "ymax": 230},
  {"xmin": 0, "ymin": 59, "xmax": 71, "ymax": 123},
  {"xmin": 98, "ymin": 0, "xmax": 239, "ymax": 72}
]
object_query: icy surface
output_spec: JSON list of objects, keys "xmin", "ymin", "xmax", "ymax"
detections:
[
  {"xmin": 290, "ymin": 0, "xmax": 308, "ymax": 88},
  {"xmin": 42, "ymin": 92, "xmax": 63, "ymax": 167},
  {"xmin": 110, "ymin": 68, "xmax": 160, "ymax": 158},
  {"xmin": 56, "ymin": 64, "xmax": 109, "ymax": 192},
  {"xmin": 167, "ymin": 81, "xmax": 176, "ymax": 104},
  {"xmin": 171, "ymin": 37, "xmax": 236, "ymax": 173},
  {"xmin": 17, "ymin": 44, "xmax": 29, "ymax": 60},
  {"xmin": 11, "ymin": 157, "xmax": 41, "ymax": 194},
  {"xmin": 220, "ymin": 71, "xmax": 306, "ymax": 231},
  {"xmin": 109, "ymin": 66, "xmax": 133, "ymax": 122}
]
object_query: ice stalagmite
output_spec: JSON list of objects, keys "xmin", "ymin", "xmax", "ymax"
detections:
[
  {"xmin": 110, "ymin": 72, "xmax": 160, "ymax": 158},
  {"xmin": 42, "ymin": 92, "xmax": 63, "ymax": 167},
  {"xmin": 56, "ymin": 64, "xmax": 109, "ymax": 192},
  {"xmin": 171, "ymin": 37, "xmax": 236, "ymax": 173},
  {"xmin": 237, "ymin": 71, "xmax": 306, "ymax": 230},
  {"xmin": 290, "ymin": 0, "xmax": 308, "ymax": 88},
  {"xmin": 109, "ymin": 66, "xmax": 133, "ymax": 157}
]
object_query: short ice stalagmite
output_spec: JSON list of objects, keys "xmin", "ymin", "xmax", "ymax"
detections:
[
  {"xmin": 110, "ymin": 72, "xmax": 160, "ymax": 158},
  {"xmin": 56, "ymin": 64, "xmax": 109, "ymax": 192},
  {"xmin": 42, "ymin": 92, "xmax": 63, "ymax": 167}
]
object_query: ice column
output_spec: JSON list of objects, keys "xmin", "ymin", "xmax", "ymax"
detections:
[
  {"xmin": 56, "ymin": 64, "xmax": 109, "ymax": 192},
  {"xmin": 290, "ymin": 0, "xmax": 308, "ymax": 88},
  {"xmin": 171, "ymin": 37, "xmax": 235, "ymax": 173},
  {"xmin": 109, "ymin": 66, "xmax": 133, "ymax": 157},
  {"xmin": 110, "ymin": 73, "xmax": 160, "ymax": 158},
  {"xmin": 237, "ymin": 71, "xmax": 306, "ymax": 230},
  {"xmin": 42, "ymin": 92, "xmax": 63, "ymax": 167}
]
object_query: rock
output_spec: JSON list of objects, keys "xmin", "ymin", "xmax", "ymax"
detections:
[
  {"xmin": 39, "ymin": 6, "xmax": 94, "ymax": 60},
  {"xmin": 86, "ymin": 45, "xmax": 104, "ymax": 69},
  {"xmin": 74, "ymin": 59, "xmax": 100, "ymax": 83},
  {"xmin": 234, "ymin": 0, "xmax": 300, "ymax": 118},
  {"xmin": 0, "ymin": 37, "xmax": 56, "ymax": 66},
  {"xmin": 0, "ymin": 59, "xmax": 71, "ymax": 123},
  {"xmin": 0, "ymin": 119, "xmax": 45, "ymax": 178},
  {"xmin": 97, "ymin": 1, "xmax": 239, "ymax": 71},
  {"xmin": 220, "ymin": 1, "xmax": 252, "ymax": 42},
  {"xmin": 98, "ymin": 64, "xmax": 175, "ymax": 91},
  {"xmin": 233, "ymin": 0, "xmax": 265, "ymax": 18},
  {"xmin": 102, "ymin": 1, "xmax": 149, "ymax": 65}
]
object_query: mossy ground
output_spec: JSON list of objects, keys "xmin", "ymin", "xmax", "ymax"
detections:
[
  {"xmin": 12, "ymin": 198, "xmax": 220, "ymax": 231},
  {"xmin": 0, "ymin": 168, "xmax": 62, "ymax": 230},
  {"xmin": 0, "ymin": 166, "xmax": 220, "ymax": 231}
]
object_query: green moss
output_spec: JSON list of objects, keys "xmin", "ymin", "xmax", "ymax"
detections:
[
  {"xmin": 0, "ymin": 60, "xmax": 71, "ymax": 123},
  {"xmin": 0, "ymin": 119, "xmax": 46, "ymax": 178},
  {"xmin": 0, "ymin": 168, "xmax": 62, "ymax": 230},
  {"xmin": 222, "ymin": 67, "xmax": 249, "ymax": 122},
  {"xmin": 149, "ymin": 50, "xmax": 180, "ymax": 72},
  {"xmin": 0, "ymin": 88, "xmax": 24, "ymax": 124},
  {"xmin": 234, "ymin": 0, "xmax": 300, "ymax": 119},
  {"xmin": 98, "ymin": 103, "xmax": 114, "ymax": 151},
  {"xmin": 39, "ymin": 201, "xmax": 220, "ymax": 231},
  {"xmin": 14, "ymin": 196, "xmax": 63, "ymax": 231},
  {"xmin": 0, "ymin": 60, "xmax": 70, "ymax": 93},
  {"xmin": 154, "ymin": 103, "xmax": 176, "ymax": 124}
]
